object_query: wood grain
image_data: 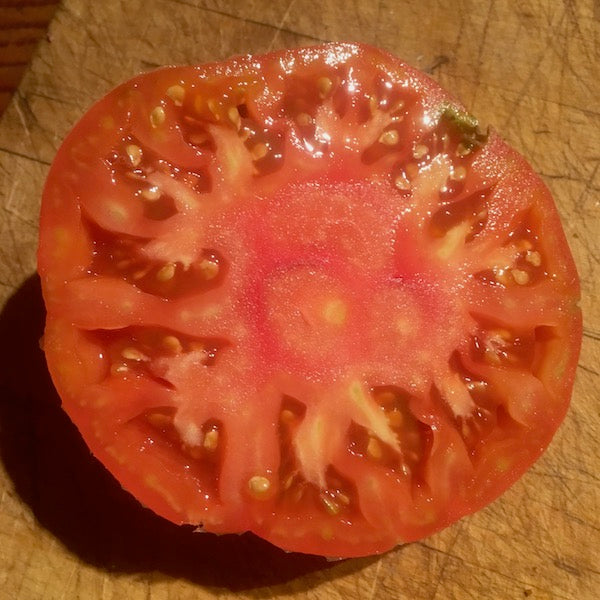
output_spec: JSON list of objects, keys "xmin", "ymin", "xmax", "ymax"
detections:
[
  {"xmin": 0, "ymin": 1, "xmax": 60, "ymax": 114},
  {"xmin": 0, "ymin": 1, "xmax": 598, "ymax": 599}
]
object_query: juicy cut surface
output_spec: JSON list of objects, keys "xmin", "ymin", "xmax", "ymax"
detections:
[{"xmin": 38, "ymin": 43, "xmax": 581, "ymax": 557}]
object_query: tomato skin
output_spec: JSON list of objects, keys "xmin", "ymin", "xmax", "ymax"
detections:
[{"xmin": 38, "ymin": 43, "xmax": 581, "ymax": 558}]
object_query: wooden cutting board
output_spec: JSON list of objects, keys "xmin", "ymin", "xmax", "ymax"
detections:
[{"xmin": 0, "ymin": 1, "xmax": 598, "ymax": 598}]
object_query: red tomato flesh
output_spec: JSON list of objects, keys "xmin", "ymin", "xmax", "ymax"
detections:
[{"xmin": 38, "ymin": 43, "xmax": 581, "ymax": 557}]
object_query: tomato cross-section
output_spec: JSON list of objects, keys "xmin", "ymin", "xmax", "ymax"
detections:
[{"xmin": 38, "ymin": 43, "xmax": 581, "ymax": 558}]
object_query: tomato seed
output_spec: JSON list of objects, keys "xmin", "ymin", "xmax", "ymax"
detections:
[
  {"xmin": 282, "ymin": 472, "xmax": 297, "ymax": 491},
  {"xmin": 296, "ymin": 112, "xmax": 313, "ymax": 127},
  {"xmin": 150, "ymin": 106, "xmax": 166, "ymax": 128},
  {"xmin": 319, "ymin": 493, "xmax": 340, "ymax": 515},
  {"xmin": 132, "ymin": 265, "xmax": 152, "ymax": 280},
  {"xmin": 317, "ymin": 76, "xmax": 333, "ymax": 98},
  {"xmin": 199, "ymin": 258, "xmax": 219, "ymax": 280},
  {"xmin": 394, "ymin": 173, "xmax": 411, "ymax": 191},
  {"xmin": 511, "ymin": 269, "xmax": 530, "ymax": 285},
  {"xmin": 125, "ymin": 144, "xmax": 142, "ymax": 167},
  {"xmin": 156, "ymin": 262, "xmax": 176, "ymax": 282},
  {"xmin": 166, "ymin": 84, "xmax": 185, "ymax": 106},
  {"xmin": 525, "ymin": 250, "xmax": 542, "ymax": 267},
  {"xmin": 116, "ymin": 258, "xmax": 133, "ymax": 269},
  {"xmin": 141, "ymin": 186, "xmax": 161, "ymax": 201},
  {"xmin": 110, "ymin": 363, "xmax": 129, "ymax": 375},
  {"xmin": 203, "ymin": 429, "xmax": 219, "ymax": 451},
  {"xmin": 250, "ymin": 143, "xmax": 269, "ymax": 161},
  {"xmin": 249, "ymin": 475, "xmax": 271, "ymax": 498},
  {"xmin": 405, "ymin": 162, "xmax": 419, "ymax": 179},
  {"xmin": 224, "ymin": 107, "xmax": 239, "ymax": 130},
  {"xmin": 517, "ymin": 238, "xmax": 534, "ymax": 251},
  {"xmin": 145, "ymin": 411, "xmax": 173, "ymax": 430},
  {"xmin": 369, "ymin": 95, "xmax": 379, "ymax": 116},
  {"xmin": 121, "ymin": 347, "xmax": 149, "ymax": 361},
  {"xmin": 413, "ymin": 144, "xmax": 429, "ymax": 159},
  {"xmin": 379, "ymin": 130, "xmax": 399, "ymax": 146},
  {"xmin": 162, "ymin": 335, "xmax": 183, "ymax": 354},
  {"xmin": 367, "ymin": 437, "xmax": 383, "ymax": 460},
  {"xmin": 280, "ymin": 409, "xmax": 296, "ymax": 425},
  {"xmin": 451, "ymin": 165, "xmax": 467, "ymax": 181},
  {"xmin": 336, "ymin": 492, "xmax": 350, "ymax": 506},
  {"xmin": 207, "ymin": 98, "xmax": 220, "ymax": 120},
  {"xmin": 387, "ymin": 409, "xmax": 404, "ymax": 428},
  {"xmin": 456, "ymin": 143, "xmax": 471, "ymax": 157}
]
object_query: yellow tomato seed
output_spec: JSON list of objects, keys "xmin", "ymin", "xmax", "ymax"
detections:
[
  {"xmin": 125, "ymin": 144, "xmax": 142, "ymax": 167},
  {"xmin": 199, "ymin": 258, "xmax": 219, "ymax": 280},
  {"xmin": 251, "ymin": 143, "xmax": 269, "ymax": 161},
  {"xmin": 525, "ymin": 250, "xmax": 542, "ymax": 267},
  {"xmin": 249, "ymin": 475, "xmax": 271, "ymax": 497},
  {"xmin": 367, "ymin": 437, "xmax": 383, "ymax": 460},
  {"xmin": 166, "ymin": 84, "xmax": 185, "ymax": 106},
  {"xmin": 320, "ymin": 493, "xmax": 340, "ymax": 515},
  {"xmin": 413, "ymin": 144, "xmax": 429, "ymax": 159},
  {"xmin": 317, "ymin": 76, "xmax": 333, "ymax": 98},
  {"xmin": 156, "ymin": 263, "xmax": 176, "ymax": 282},
  {"xmin": 203, "ymin": 429, "xmax": 219, "ymax": 451},
  {"xmin": 511, "ymin": 269, "xmax": 530, "ymax": 285},
  {"xmin": 379, "ymin": 129, "xmax": 399, "ymax": 146},
  {"xmin": 150, "ymin": 106, "xmax": 166, "ymax": 128},
  {"xmin": 296, "ymin": 112, "xmax": 313, "ymax": 127},
  {"xmin": 121, "ymin": 347, "xmax": 149, "ymax": 361},
  {"xmin": 162, "ymin": 335, "xmax": 183, "ymax": 354},
  {"xmin": 141, "ymin": 186, "xmax": 161, "ymax": 201}
]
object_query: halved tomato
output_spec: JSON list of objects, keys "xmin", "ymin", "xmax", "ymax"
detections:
[{"xmin": 37, "ymin": 43, "xmax": 581, "ymax": 558}]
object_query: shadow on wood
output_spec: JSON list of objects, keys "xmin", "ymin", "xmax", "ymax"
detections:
[{"xmin": 0, "ymin": 274, "xmax": 374, "ymax": 590}]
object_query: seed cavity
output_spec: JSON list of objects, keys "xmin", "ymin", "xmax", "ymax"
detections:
[
  {"xmin": 126, "ymin": 144, "xmax": 142, "ymax": 167},
  {"xmin": 150, "ymin": 106, "xmax": 166, "ymax": 128},
  {"xmin": 166, "ymin": 85, "xmax": 185, "ymax": 106},
  {"xmin": 379, "ymin": 129, "xmax": 399, "ymax": 146},
  {"xmin": 248, "ymin": 475, "xmax": 271, "ymax": 498}
]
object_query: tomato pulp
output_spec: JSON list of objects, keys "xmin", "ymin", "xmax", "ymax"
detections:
[{"xmin": 38, "ymin": 43, "xmax": 581, "ymax": 557}]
